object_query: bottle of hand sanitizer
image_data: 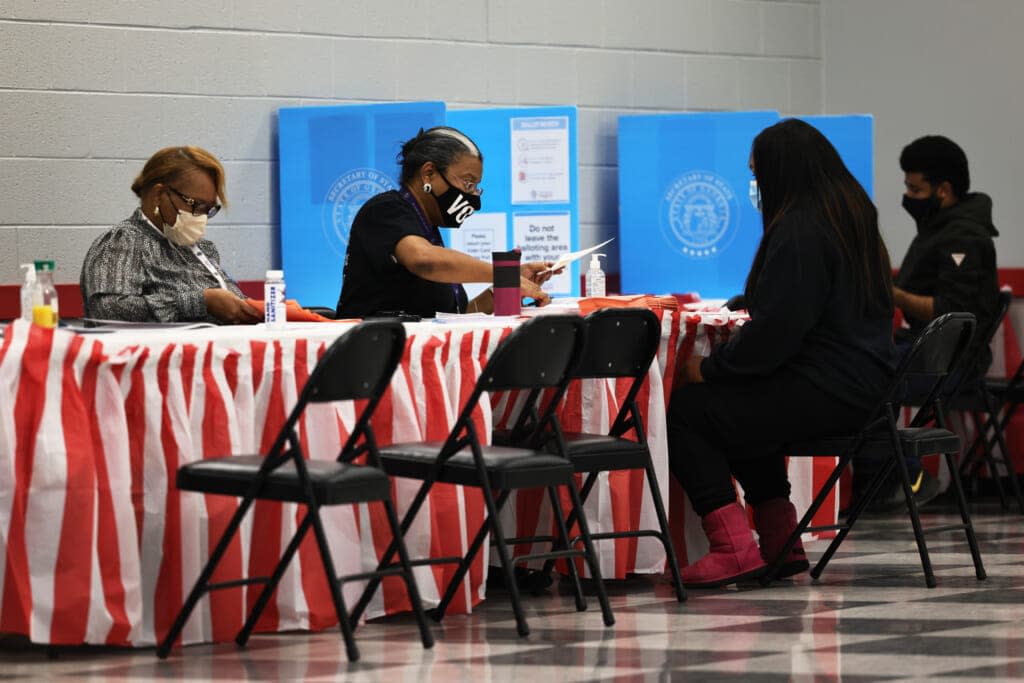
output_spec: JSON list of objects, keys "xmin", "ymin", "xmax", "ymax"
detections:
[{"xmin": 585, "ymin": 253, "xmax": 606, "ymax": 297}]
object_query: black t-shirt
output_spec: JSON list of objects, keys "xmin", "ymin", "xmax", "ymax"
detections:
[{"xmin": 335, "ymin": 190, "xmax": 468, "ymax": 318}]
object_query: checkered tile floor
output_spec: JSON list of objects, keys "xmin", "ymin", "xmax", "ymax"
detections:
[{"xmin": 5, "ymin": 502, "xmax": 1024, "ymax": 681}]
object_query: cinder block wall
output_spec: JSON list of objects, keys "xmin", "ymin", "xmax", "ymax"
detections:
[{"xmin": 0, "ymin": 0, "xmax": 821, "ymax": 289}]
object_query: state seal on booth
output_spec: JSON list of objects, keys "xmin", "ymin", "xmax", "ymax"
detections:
[
  {"xmin": 322, "ymin": 168, "xmax": 397, "ymax": 255},
  {"xmin": 660, "ymin": 171, "xmax": 740, "ymax": 259}
]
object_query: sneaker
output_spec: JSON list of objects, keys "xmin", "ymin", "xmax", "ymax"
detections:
[{"xmin": 869, "ymin": 469, "xmax": 941, "ymax": 514}]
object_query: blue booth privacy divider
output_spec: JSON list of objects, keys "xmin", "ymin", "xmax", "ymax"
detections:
[
  {"xmin": 278, "ymin": 101, "xmax": 446, "ymax": 307},
  {"xmin": 447, "ymin": 106, "xmax": 579, "ymax": 297},
  {"xmin": 618, "ymin": 112, "xmax": 874, "ymax": 300},
  {"xmin": 618, "ymin": 110, "xmax": 780, "ymax": 299}
]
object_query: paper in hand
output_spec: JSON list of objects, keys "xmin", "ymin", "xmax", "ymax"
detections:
[{"xmin": 542, "ymin": 238, "xmax": 615, "ymax": 273}]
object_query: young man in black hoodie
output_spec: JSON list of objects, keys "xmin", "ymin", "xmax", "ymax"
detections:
[
  {"xmin": 895, "ymin": 136, "xmax": 1000, "ymax": 360},
  {"xmin": 866, "ymin": 135, "xmax": 1000, "ymax": 511}
]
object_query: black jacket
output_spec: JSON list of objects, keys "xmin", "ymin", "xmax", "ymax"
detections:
[
  {"xmin": 701, "ymin": 208, "xmax": 896, "ymax": 411},
  {"xmin": 894, "ymin": 192, "xmax": 1000, "ymax": 337}
]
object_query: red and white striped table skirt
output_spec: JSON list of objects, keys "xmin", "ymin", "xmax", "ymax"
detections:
[{"xmin": 0, "ymin": 313, "xmax": 839, "ymax": 646}]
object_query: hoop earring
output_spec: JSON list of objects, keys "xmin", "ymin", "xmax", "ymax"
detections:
[{"xmin": 423, "ymin": 183, "xmax": 432, "ymax": 194}]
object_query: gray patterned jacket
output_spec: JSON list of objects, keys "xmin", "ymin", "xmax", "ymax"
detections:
[{"xmin": 79, "ymin": 208, "xmax": 244, "ymax": 323}]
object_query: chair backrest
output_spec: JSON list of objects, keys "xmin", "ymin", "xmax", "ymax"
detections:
[
  {"xmin": 271, "ymin": 321, "xmax": 406, "ymax": 456},
  {"xmin": 476, "ymin": 315, "xmax": 586, "ymax": 392},
  {"xmin": 303, "ymin": 320, "xmax": 407, "ymax": 403},
  {"xmin": 571, "ymin": 308, "xmax": 661, "ymax": 380},
  {"xmin": 450, "ymin": 315, "xmax": 586, "ymax": 450},
  {"xmin": 955, "ymin": 288, "xmax": 1012, "ymax": 382},
  {"xmin": 886, "ymin": 312, "xmax": 975, "ymax": 427}
]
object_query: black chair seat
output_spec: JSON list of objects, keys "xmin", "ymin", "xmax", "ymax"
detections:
[
  {"xmin": 788, "ymin": 427, "xmax": 960, "ymax": 460},
  {"xmin": 178, "ymin": 455, "xmax": 392, "ymax": 505},
  {"xmin": 379, "ymin": 443, "xmax": 573, "ymax": 489},
  {"xmin": 493, "ymin": 429, "xmax": 650, "ymax": 472},
  {"xmin": 985, "ymin": 378, "xmax": 1024, "ymax": 403},
  {"xmin": 896, "ymin": 428, "xmax": 961, "ymax": 458}
]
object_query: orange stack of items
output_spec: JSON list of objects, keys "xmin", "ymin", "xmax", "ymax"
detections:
[
  {"xmin": 578, "ymin": 294, "xmax": 683, "ymax": 315},
  {"xmin": 244, "ymin": 299, "xmax": 345, "ymax": 323}
]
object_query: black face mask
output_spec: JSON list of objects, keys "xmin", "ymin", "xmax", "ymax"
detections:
[
  {"xmin": 431, "ymin": 173, "xmax": 481, "ymax": 228},
  {"xmin": 902, "ymin": 193, "xmax": 942, "ymax": 223}
]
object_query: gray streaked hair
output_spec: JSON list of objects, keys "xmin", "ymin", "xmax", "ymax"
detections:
[{"xmin": 398, "ymin": 126, "xmax": 483, "ymax": 183}]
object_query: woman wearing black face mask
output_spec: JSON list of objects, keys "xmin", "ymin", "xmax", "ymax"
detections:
[{"xmin": 335, "ymin": 126, "xmax": 554, "ymax": 319}]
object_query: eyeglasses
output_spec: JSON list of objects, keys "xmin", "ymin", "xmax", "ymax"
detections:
[
  {"xmin": 442, "ymin": 172, "xmax": 483, "ymax": 197},
  {"xmin": 166, "ymin": 186, "xmax": 222, "ymax": 218}
]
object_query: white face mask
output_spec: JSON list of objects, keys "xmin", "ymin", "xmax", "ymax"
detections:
[
  {"xmin": 157, "ymin": 206, "xmax": 208, "ymax": 246},
  {"xmin": 749, "ymin": 179, "xmax": 762, "ymax": 212}
]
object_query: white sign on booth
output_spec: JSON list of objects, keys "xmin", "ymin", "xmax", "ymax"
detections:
[{"xmin": 513, "ymin": 212, "xmax": 572, "ymax": 294}]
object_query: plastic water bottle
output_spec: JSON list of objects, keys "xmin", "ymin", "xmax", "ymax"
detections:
[
  {"xmin": 264, "ymin": 269, "xmax": 286, "ymax": 329},
  {"xmin": 32, "ymin": 260, "xmax": 59, "ymax": 328},
  {"xmin": 19, "ymin": 263, "xmax": 36, "ymax": 322},
  {"xmin": 585, "ymin": 253, "xmax": 606, "ymax": 297}
]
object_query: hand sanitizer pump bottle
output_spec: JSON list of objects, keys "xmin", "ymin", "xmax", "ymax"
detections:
[{"xmin": 584, "ymin": 253, "xmax": 606, "ymax": 297}]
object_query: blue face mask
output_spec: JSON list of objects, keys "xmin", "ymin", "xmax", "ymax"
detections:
[{"xmin": 748, "ymin": 179, "xmax": 762, "ymax": 212}]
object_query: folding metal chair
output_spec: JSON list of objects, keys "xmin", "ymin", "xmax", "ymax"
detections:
[
  {"xmin": 493, "ymin": 308, "xmax": 685, "ymax": 601},
  {"xmin": 946, "ymin": 290, "xmax": 1024, "ymax": 512},
  {"xmin": 987, "ymin": 356, "xmax": 1024, "ymax": 464},
  {"xmin": 346, "ymin": 315, "xmax": 615, "ymax": 637},
  {"xmin": 156, "ymin": 321, "xmax": 432, "ymax": 662},
  {"xmin": 762, "ymin": 312, "xmax": 987, "ymax": 588}
]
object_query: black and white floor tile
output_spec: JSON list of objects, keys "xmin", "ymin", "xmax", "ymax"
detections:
[{"xmin": 4, "ymin": 503, "xmax": 1024, "ymax": 681}]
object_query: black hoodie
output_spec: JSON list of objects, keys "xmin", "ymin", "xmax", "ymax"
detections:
[{"xmin": 894, "ymin": 192, "xmax": 1000, "ymax": 365}]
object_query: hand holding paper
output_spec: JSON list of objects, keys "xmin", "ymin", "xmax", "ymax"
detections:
[
  {"xmin": 522, "ymin": 261, "xmax": 556, "ymax": 285},
  {"xmin": 541, "ymin": 238, "xmax": 615, "ymax": 274}
]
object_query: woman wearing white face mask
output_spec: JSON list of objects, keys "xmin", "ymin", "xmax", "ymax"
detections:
[{"xmin": 80, "ymin": 146, "xmax": 262, "ymax": 324}]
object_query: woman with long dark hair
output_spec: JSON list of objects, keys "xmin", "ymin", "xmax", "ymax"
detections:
[{"xmin": 666, "ymin": 119, "xmax": 896, "ymax": 588}]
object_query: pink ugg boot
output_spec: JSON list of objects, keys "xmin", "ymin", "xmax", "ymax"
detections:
[
  {"xmin": 682, "ymin": 503, "xmax": 767, "ymax": 588},
  {"xmin": 752, "ymin": 498, "xmax": 809, "ymax": 579}
]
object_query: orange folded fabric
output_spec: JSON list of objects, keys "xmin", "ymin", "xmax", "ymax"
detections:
[
  {"xmin": 245, "ymin": 299, "xmax": 339, "ymax": 323},
  {"xmin": 578, "ymin": 294, "xmax": 680, "ymax": 315}
]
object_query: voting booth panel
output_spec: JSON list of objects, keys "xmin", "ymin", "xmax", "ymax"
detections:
[
  {"xmin": 446, "ymin": 106, "xmax": 581, "ymax": 298},
  {"xmin": 278, "ymin": 101, "xmax": 447, "ymax": 307},
  {"xmin": 618, "ymin": 112, "xmax": 874, "ymax": 300}
]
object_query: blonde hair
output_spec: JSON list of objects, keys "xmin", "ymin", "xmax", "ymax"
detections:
[{"xmin": 131, "ymin": 146, "xmax": 228, "ymax": 207}]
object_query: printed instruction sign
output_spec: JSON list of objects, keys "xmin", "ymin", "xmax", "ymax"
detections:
[
  {"xmin": 444, "ymin": 212, "xmax": 508, "ymax": 300},
  {"xmin": 513, "ymin": 212, "xmax": 572, "ymax": 294},
  {"xmin": 511, "ymin": 116, "xmax": 570, "ymax": 204}
]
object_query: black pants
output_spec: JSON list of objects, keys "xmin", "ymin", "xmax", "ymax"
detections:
[{"xmin": 667, "ymin": 368, "xmax": 870, "ymax": 517}]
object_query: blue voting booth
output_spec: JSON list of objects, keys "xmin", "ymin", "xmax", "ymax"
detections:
[
  {"xmin": 278, "ymin": 103, "xmax": 580, "ymax": 305},
  {"xmin": 618, "ymin": 112, "xmax": 874, "ymax": 299},
  {"xmin": 618, "ymin": 111, "xmax": 779, "ymax": 299},
  {"xmin": 278, "ymin": 104, "xmax": 870, "ymax": 306},
  {"xmin": 278, "ymin": 101, "xmax": 446, "ymax": 307},
  {"xmin": 447, "ymin": 106, "xmax": 579, "ymax": 297}
]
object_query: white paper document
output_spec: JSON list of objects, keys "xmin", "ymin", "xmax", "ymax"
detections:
[{"xmin": 542, "ymin": 237, "xmax": 615, "ymax": 274}]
